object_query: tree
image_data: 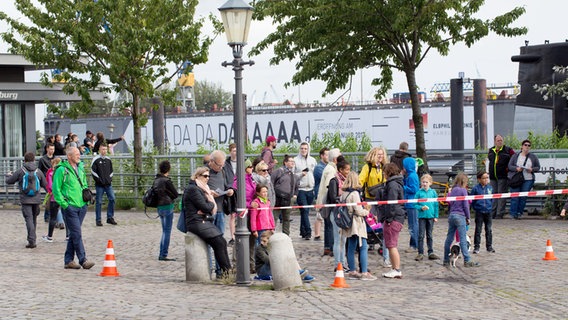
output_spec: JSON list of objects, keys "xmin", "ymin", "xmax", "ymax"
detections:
[
  {"xmin": 0, "ymin": 0, "xmax": 215, "ymax": 171},
  {"xmin": 250, "ymin": 0, "xmax": 526, "ymax": 170},
  {"xmin": 194, "ymin": 80, "xmax": 232, "ymax": 111}
]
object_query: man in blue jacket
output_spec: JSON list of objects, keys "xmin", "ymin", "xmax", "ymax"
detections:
[
  {"xmin": 402, "ymin": 157, "xmax": 420, "ymax": 252},
  {"xmin": 470, "ymin": 171, "xmax": 495, "ymax": 254}
]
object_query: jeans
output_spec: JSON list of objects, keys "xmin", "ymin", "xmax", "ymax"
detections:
[
  {"xmin": 418, "ymin": 218, "xmax": 435, "ymax": 255},
  {"xmin": 490, "ymin": 179, "xmax": 509, "ymax": 218},
  {"xmin": 330, "ymin": 214, "xmax": 346, "ymax": 265},
  {"xmin": 509, "ymin": 179, "xmax": 535, "ymax": 218},
  {"xmin": 213, "ymin": 211, "xmax": 225, "ymax": 235},
  {"xmin": 257, "ymin": 264, "xmax": 272, "ymax": 278},
  {"xmin": 48, "ymin": 201, "xmax": 61, "ymax": 238},
  {"xmin": 95, "ymin": 185, "xmax": 115, "ymax": 222},
  {"xmin": 63, "ymin": 205, "xmax": 88, "ymax": 265},
  {"xmin": 158, "ymin": 207, "xmax": 174, "ymax": 258},
  {"xmin": 297, "ymin": 190, "xmax": 314, "ymax": 237},
  {"xmin": 22, "ymin": 204, "xmax": 40, "ymax": 245},
  {"xmin": 444, "ymin": 213, "xmax": 471, "ymax": 263},
  {"xmin": 324, "ymin": 213, "xmax": 334, "ymax": 251},
  {"xmin": 474, "ymin": 211, "xmax": 493, "ymax": 250},
  {"xmin": 406, "ymin": 207, "xmax": 418, "ymax": 249},
  {"xmin": 347, "ymin": 235, "xmax": 369, "ymax": 273}
]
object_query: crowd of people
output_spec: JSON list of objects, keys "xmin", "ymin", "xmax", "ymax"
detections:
[{"xmin": 6, "ymin": 132, "xmax": 547, "ymax": 282}]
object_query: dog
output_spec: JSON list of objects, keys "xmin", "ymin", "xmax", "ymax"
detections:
[{"xmin": 448, "ymin": 235, "xmax": 472, "ymax": 267}]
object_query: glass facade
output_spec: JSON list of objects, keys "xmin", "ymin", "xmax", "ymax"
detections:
[{"xmin": 0, "ymin": 103, "xmax": 25, "ymax": 158}]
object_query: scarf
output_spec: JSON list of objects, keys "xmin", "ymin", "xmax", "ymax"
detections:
[{"xmin": 195, "ymin": 178, "xmax": 217, "ymax": 214}]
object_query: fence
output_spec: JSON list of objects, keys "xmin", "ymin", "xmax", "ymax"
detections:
[{"xmin": 0, "ymin": 150, "xmax": 566, "ymax": 211}]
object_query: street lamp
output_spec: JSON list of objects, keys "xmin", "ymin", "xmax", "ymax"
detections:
[
  {"xmin": 107, "ymin": 123, "xmax": 115, "ymax": 139},
  {"xmin": 219, "ymin": 0, "xmax": 254, "ymax": 286}
]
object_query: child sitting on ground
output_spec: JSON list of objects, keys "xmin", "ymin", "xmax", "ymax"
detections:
[
  {"xmin": 470, "ymin": 170, "xmax": 495, "ymax": 254},
  {"xmin": 413, "ymin": 174, "xmax": 439, "ymax": 261},
  {"xmin": 254, "ymin": 230, "xmax": 315, "ymax": 283},
  {"xmin": 560, "ymin": 201, "xmax": 568, "ymax": 217}
]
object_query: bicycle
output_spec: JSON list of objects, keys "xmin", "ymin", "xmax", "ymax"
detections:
[{"xmin": 430, "ymin": 171, "xmax": 457, "ymax": 207}]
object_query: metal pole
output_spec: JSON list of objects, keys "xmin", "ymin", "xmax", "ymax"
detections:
[{"xmin": 223, "ymin": 44, "xmax": 254, "ymax": 285}]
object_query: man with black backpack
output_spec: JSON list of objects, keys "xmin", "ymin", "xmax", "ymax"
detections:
[{"xmin": 5, "ymin": 152, "xmax": 47, "ymax": 248}]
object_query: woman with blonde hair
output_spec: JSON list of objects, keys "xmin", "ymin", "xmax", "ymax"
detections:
[
  {"xmin": 341, "ymin": 171, "xmax": 377, "ymax": 280},
  {"xmin": 359, "ymin": 146, "xmax": 388, "ymax": 201}
]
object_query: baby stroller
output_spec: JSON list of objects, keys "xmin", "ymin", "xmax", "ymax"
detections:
[{"xmin": 365, "ymin": 212, "xmax": 383, "ymax": 256}]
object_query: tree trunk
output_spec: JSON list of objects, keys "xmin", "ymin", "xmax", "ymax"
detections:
[
  {"xmin": 405, "ymin": 68, "xmax": 428, "ymax": 172},
  {"xmin": 132, "ymin": 93, "xmax": 143, "ymax": 173}
]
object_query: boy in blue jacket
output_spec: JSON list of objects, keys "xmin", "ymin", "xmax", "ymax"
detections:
[
  {"xmin": 414, "ymin": 174, "xmax": 439, "ymax": 261},
  {"xmin": 470, "ymin": 170, "xmax": 495, "ymax": 254},
  {"xmin": 402, "ymin": 157, "xmax": 420, "ymax": 252}
]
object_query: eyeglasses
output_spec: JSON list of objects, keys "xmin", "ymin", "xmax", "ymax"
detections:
[
  {"xmin": 260, "ymin": 169, "xmax": 268, "ymax": 172},
  {"xmin": 201, "ymin": 174, "xmax": 210, "ymax": 178},
  {"xmin": 209, "ymin": 159, "xmax": 223, "ymax": 167},
  {"xmin": 523, "ymin": 144, "xmax": 531, "ymax": 147}
]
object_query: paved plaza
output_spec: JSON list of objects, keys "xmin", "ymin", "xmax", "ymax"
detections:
[{"xmin": 1, "ymin": 208, "xmax": 567, "ymax": 319}]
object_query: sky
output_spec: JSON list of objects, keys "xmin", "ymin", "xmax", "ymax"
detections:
[{"xmin": 1, "ymin": 0, "xmax": 568, "ymax": 122}]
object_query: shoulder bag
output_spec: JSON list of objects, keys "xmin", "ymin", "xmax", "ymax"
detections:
[{"xmin": 508, "ymin": 154, "xmax": 529, "ymax": 188}]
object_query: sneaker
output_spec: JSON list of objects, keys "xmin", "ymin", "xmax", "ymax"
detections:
[
  {"xmin": 415, "ymin": 254, "xmax": 424, "ymax": 261},
  {"xmin": 473, "ymin": 249, "xmax": 480, "ymax": 254},
  {"xmin": 96, "ymin": 221, "xmax": 103, "ymax": 227},
  {"xmin": 302, "ymin": 274, "xmax": 315, "ymax": 283},
  {"xmin": 81, "ymin": 260, "xmax": 95, "ymax": 269},
  {"xmin": 382, "ymin": 269, "xmax": 402, "ymax": 279},
  {"xmin": 348, "ymin": 272, "xmax": 362, "ymax": 280},
  {"xmin": 464, "ymin": 261, "xmax": 480, "ymax": 267},
  {"xmin": 303, "ymin": 235, "xmax": 311, "ymax": 240},
  {"xmin": 487, "ymin": 248, "xmax": 496, "ymax": 253},
  {"xmin": 158, "ymin": 257, "xmax": 177, "ymax": 261},
  {"xmin": 382, "ymin": 259, "xmax": 392, "ymax": 268},
  {"xmin": 64, "ymin": 261, "xmax": 81, "ymax": 269},
  {"xmin": 254, "ymin": 275, "xmax": 272, "ymax": 281},
  {"xmin": 404, "ymin": 247, "xmax": 417, "ymax": 253},
  {"xmin": 299, "ymin": 269, "xmax": 309, "ymax": 279},
  {"xmin": 106, "ymin": 218, "xmax": 118, "ymax": 225},
  {"xmin": 360, "ymin": 272, "xmax": 377, "ymax": 281},
  {"xmin": 428, "ymin": 253, "xmax": 440, "ymax": 260},
  {"xmin": 313, "ymin": 236, "xmax": 322, "ymax": 241},
  {"xmin": 42, "ymin": 235, "xmax": 53, "ymax": 243},
  {"xmin": 228, "ymin": 239, "xmax": 235, "ymax": 246}
]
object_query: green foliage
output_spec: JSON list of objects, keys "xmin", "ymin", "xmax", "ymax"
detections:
[
  {"xmin": 0, "ymin": 0, "xmax": 215, "ymax": 172},
  {"xmin": 505, "ymin": 129, "xmax": 568, "ymax": 150},
  {"xmin": 194, "ymin": 80, "xmax": 233, "ymax": 111},
  {"xmin": 114, "ymin": 190, "xmax": 137, "ymax": 210},
  {"xmin": 534, "ymin": 65, "xmax": 568, "ymax": 102},
  {"xmin": 250, "ymin": 0, "xmax": 526, "ymax": 169}
]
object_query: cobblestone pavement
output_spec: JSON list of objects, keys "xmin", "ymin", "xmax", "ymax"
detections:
[{"xmin": 1, "ymin": 208, "xmax": 567, "ymax": 319}]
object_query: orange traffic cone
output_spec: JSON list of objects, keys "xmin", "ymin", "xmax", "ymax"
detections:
[
  {"xmin": 99, "ymin": 240, "xmax": 120, "ymax": 276},
  {"xmin": 542, "ymin": 239, "xmax": 559, "ymax": 261},
  {"xmin": 330, "ymin": 262, "xmax": 350, "ymax": 288}
]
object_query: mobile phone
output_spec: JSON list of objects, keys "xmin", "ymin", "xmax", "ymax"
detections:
[{"xmin": 302, "ymin": 168, "xmax": 309, "ymax": 172}]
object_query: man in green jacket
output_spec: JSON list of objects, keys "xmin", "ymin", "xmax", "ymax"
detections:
[{"xmin": 52, "ymin": 147, "xmax": 95, "ymax": 270}]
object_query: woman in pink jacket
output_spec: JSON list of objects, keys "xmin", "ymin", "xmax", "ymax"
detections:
[{"xmin": 250, "ymin": 185, "xmax": 275, "ymax": 245}]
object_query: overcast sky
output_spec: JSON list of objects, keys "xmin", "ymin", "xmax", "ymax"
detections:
[{"xmin": 2, "ymin": 0, "xmax": 568, "ymax": 106}]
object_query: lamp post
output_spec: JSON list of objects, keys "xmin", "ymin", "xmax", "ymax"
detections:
[
  {"xmin": 219, "ymin": 0, "xmax": 254, "ymax": 286},
  {"xmin": 107, "ymin": 123, "xmax": 115, "ymax": 139}
]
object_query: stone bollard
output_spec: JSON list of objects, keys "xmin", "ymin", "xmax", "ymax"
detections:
[
  {"xmin": 184, "ymin": 232, "xmax": 210, "ymax": 282},
  {"xmin": 268, "ymin": 233, "xmax": 303, "ymax": 290}
]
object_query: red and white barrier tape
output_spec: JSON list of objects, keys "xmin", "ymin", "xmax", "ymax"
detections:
[{"xmin": 237, "ymin": 188, "xmax": 568, "ymax": 216}]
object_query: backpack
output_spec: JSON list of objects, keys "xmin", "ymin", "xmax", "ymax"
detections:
[
  {"xmin": 21, "ymin": 167, "xmax": 40, "ymax": 197},
  {"xmin": 334, "ymin": 191, "xmax": 354, "ymax": 230},
  {"xmin": 142, "ymin": 185, "xmax": 159, "ymax": 208}
]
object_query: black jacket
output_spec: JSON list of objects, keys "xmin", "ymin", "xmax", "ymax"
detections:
[
  {"xmin": 153, "ymin": 174, "xmax": 179, "ymax": 206},
  {"xmin": 183, "ymin": 180, "xmax": 221, "ymax": 239},
  {"xmin": 390, "ymin": 150, "xmax": 411, "ymax": 172},
  {"xmin": 38, "ymin": 154, "xmax": 54, "ymax": 175},
  {"xmin": 377, "ymin": 174, "xmax": 405, "ymax": 224},
  {"xmin": 93, "ymin": 137, "xmax": 122, "ymax": 154},
  {"xmin": 91, "ymin": 154, "xmax": 113, "ymax": 186},
  {"xmin": 487, "ymin": 145, "xmax": 515, "ymax": 180}
]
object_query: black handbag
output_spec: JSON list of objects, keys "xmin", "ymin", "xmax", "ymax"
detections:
[{"xmin": 508, "ymin": 154, "xmax": 529, "ymax": 188}]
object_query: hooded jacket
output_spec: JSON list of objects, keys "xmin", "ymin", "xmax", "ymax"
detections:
[
  {"xmin": 52, "ymin": 160, "xmax": 89, "ymax": 209},
  {"xmin": 402, "ymin": 157, "xmax": 420, "ymax": 209},
  {"xmin": 470, "ymin": 183, "xmax": 493, "ymax": 214},
  {"xmin": 5, "ymin": 161, "xmax": 47, "ymax": 205},
  {"xmin": 377, "ymin": 174, "xmax": 405, "ymax": 224},
  {"xmin": 390, "ymin": 150, "xmax": 411, "ymax": 171},
  {"xmin": 293, "ymin": 142, "xmax": 317, "ymax": 191}
]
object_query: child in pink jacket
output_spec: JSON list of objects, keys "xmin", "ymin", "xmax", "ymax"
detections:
[{"xmin": 250, "ymin": 185, "xmax": 275, "ymax": 245}]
